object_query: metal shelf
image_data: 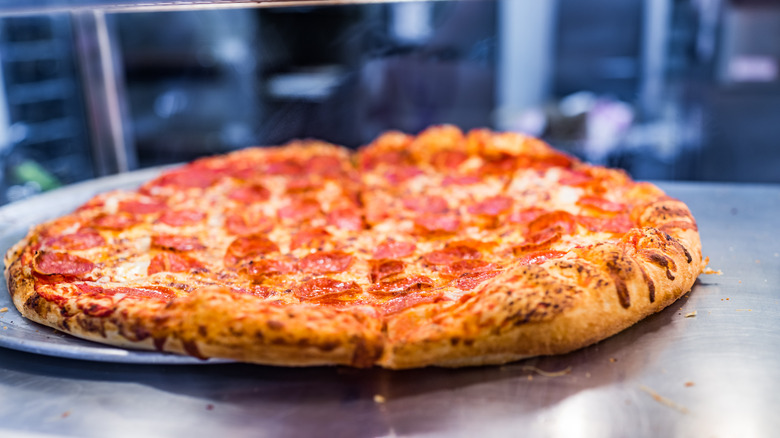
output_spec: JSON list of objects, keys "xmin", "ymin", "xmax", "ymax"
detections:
[{"xmin": 0, "ymin": 0, "xmax": 407, "ymax": 16}]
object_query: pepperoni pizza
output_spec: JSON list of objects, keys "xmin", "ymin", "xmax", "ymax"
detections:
[{"xmin": 4, "ymin": 126, "xmax": 703, "ymax": 368}]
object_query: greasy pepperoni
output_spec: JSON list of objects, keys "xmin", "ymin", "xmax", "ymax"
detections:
[
  {"xmin": 33, "ymin": 284, "xmax": 70, "ymax": 306},
  {"xmin": 227, "ymin": 185, "xmax": 270, "ymax": 203},
  {"xmin": 224, "ymin": 210, "xmax": 274, "ymax": 236},
  {"xmin": 558, "ymin": 169, "xmax": 593, "ymax": 186},
  {"xmin": 118, "ymin": 198, "xmax": 168, "ymax": 215},
  {"xmin": 278, "ymin": 198, "xmax": 321, "ymax": 222},
  {"xmin": 414, "ymin": 213, "xmax": 461, "ymax": 234},
  {"xmin": 442, "ymin": 175, "xmax": 481, "ymax": 186},
  {"xmin": 326, "ymin": 208, "xmax": 365, "ymax": 231},
  {"xmin": 531, "ymin": 152, "xmax": 576, "ymax": 169},
  {"xmin": 285, "ymin": 178, "xmax": 319, "ymax": 193},
  {"xmin": 380, "ymin": 293, "xmax": 443, "ymax": 315},
  {"xmin": 151, "ymin": 234, "xmax": 205, "ymax": 252},
  {"xmin": 244, "ymin": 259, "xmax": 296, "ymax": 278},
  {"xmin": 384, "ymin": 165, "xmax": 424, "ymax": 184},
  {"xmin": 455, "ymin": 270, "xmax": 501, "ymax": 291},
  {"xmin": 361, "ymin": 149, "xmax": 409, "ymax": 171},
  {"xmin": 369, "ymin": 275, "xmax": 435, "ymax": 295},
  {"xmin": 431, "ymin": 150, "xmax": 469, "ymax": 169},
  {"xmin": 577, "ymin": 196, "xmax": 626, "ymax": 213},
  {"xmin": 442, "ymin": 260, "xmax": 497, "ymax": 277},
  {"xmin": 370, "ymin": 260, "xmax": 405, "ymax": 283},
  {"xmin": 527, "ymin": 211, "xmax": 578, "ymax": 236},
  {"xmin": 373, "ymin": 240, "xmax": 416, "ymax": 259},
  {"xmin": 423, "ymin": 245, "xmax": 481, "ymax": 266},
  {"xmin": 514, "ymin": 228, "xmax": 561, "ymax": 254},
  {"xmin": 44, "ymin": 229, "xmax": 105, "ymax": 250},
  {"xmin": 91, "ymin": 213, "xmax": 140, "ymax": 230},
  {"xmin": 156, "ymin": 209, "xmax": 206, "ymax": 227},
  {"xmin": 402, "ymin": 196, "xmax": 449, "ymax": 214},
  {"xmin": 517, "ymin": 250, "xmax": 567, "ymax": 265},
  {"xmin": 75, "ymin": 283, "xmax": 176, "ymax": 300},
  {"xmin": 299, "ymin": 251, "xmax": 354, "ymax": 275},
  {"xmin": 578, "ymin": 214, "xmax": 634, "ymax": 233},
  {"xmin": 147, "ymin": 252, "xmax": 204, "ymax": 275},
  {"xmin": 467, "ymin": 195, "xmax": 513, "ymax": 216},
  {"xmin": 150, "ymin": 167, "xmax": 221, "ymax": 189},
  {"xmin": 290, "ymin": 227, "xmax": 331, "ymax": 250},
  {"xmin": 293, "ymin": 278, "xmax": 362, "ymax": 300},
  {"xmin": 224, "ymin": 235, "xmax": 280, "ymax": 267},
  {"xmin": 508, "ymin": 207, "xmax": 547, "ymax": 224},
  {"xmin": 305, "ymin": 155, "xmax": 345, "ymax": 177},
  {"xmin": 480, "ymin": 155, "xmax": 517, "ymax": 175},
  {"xmin": 265, "ymin": 159, "xmax": 304, "ymax": 176},
  {"xmin": 33, "ymin": 252, "xmax": 95, "ymax": 277}
]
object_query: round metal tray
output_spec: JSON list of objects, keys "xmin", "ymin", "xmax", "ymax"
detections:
[{"xmin": 0, "ymin": 167, "xmax": 229, "ymax": 364}]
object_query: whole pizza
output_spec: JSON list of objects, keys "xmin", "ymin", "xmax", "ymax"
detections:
[{"xmin": 4, "ymin": 126, "xmax": 703, "ymax": 368}]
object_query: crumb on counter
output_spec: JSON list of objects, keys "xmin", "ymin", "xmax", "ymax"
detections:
[
  {"xmin": 684, "ymin": 381, "xmax": 695, "ymax": 387},
  {"xmin": 684, "ymin": 311, "xmax": 697, "ymax": 318},
  {"xmin": 702, "ymin": 267, "xmax": 722, "ymax": 275},
  {"xmin": 0, "ymin": 307, "xmax": 8, "ymax": 313}
]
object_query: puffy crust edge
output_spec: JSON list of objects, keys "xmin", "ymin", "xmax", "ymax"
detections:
[
  {"xmin": 378, "ymin": 197, "xmax": 703, "ymax": 369},
  {"xmin": 5, "ymin": 242, "xmax": 385, "ymax": 367}
]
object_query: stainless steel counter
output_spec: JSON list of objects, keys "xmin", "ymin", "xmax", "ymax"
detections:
[{"xmin": 0, "ymin": 178, "xmax": 778, "ymax": 438}]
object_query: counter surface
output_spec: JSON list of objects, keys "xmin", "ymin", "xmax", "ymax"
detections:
[{"xmin": 0, "ymin": 174, "xmax": 778, "ymax": 437}]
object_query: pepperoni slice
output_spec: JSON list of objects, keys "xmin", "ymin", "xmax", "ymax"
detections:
[
  {"xmin": 265, "ymin": 159, "xmax": 304, "ymax": 176},
  {"xmin": 33, "ymin": 252, "xmax": 95, "ymax": 277},
  {"xmin": 290, "ymin": 227, "xmax": 331, "ymax": 250},
  {"xmin": 402, "ymin": 195, "xmax": 449, "ymax": 214},
  {"xmin": 442, "ymin": 175, "xmax": 481, "ymax": 186},
  {"xmin": 384, "ymin": 166, "xmax": 424, "ymax": 184},
  {"xmin": 278, "ymin": 198, "xmax": 321, "ymax": 222},
  {"xmin": 148, "ymin": 252, "xmax": 204, "ymax": 275},
  {"xmin": 299, "ymin": 251, "xmax": 354, "ymax": 275},
  {"xmin": 455, "ymin": 270, "xmax": 501, "ymax": 291},
  {"xmin": 517, "ymin": 250, "xmax": 567, "ymax": 265},
  {"xmin": 75, "ymin": 283, "xmax": 176, "ymax": 300},
  {"xmin": 373, "ymin": 240, "xmax": 416, "ymax": 259},
  {"xmin": 224, "ymin": 235, "xmax": 280, "ymax": 267},
  {"xmin": 527, "ymin": 211, "xmax": 578, "ymax": 236},
  {"xmin": 370, "ymin": 260, "xmax": 405, "ymax": 283},
  {"xmin": 423, "ymin": 245, "xmax": 481, "ymax": 266},
  {"xmin": 151, "ymin": 235, "xmax": 205, "ymax": 252},
  {"xmin": 305, "ymin": 155, "xmax": 345, "ymax": 177},
  {"xmin": 43, "ymin": 228, "xmax": 105, "ymax": 250},
  {"xmin": 558, "ymin": 169, "xmax": 593, "ymax": 186},
  {"xmin": 369, "ymin": 275, "xmax": 435, "ymax": 295},
  {"xmin": 414, "ymin": 213, "xmax": 461, "ymax": 234},
  {"xmin": 380, "ymin": 292, "xmax": 443, "ymax": 315},
  {"xmin": 227, "ymin": 185, "xmax": 271, "ymax": 203},
  {"xmin": 508, "ymin": 207, "xmax": 547, "ymax": 224},
  {"xmin": 244, "ymin": 259, "xmax": 296, "ymax": 278},
  {"xmin": 577, "ymin": 196, "xmax": 626, "ymax": 213},
  {"xmin": 156, "ymin": 209, "xmax": 206, "ymax": 227},
  {"xmin": 118, "ymin": 198, "xmax": 168, "ymax": 215},
  {"xmin": 361, "ymin": 149, "xmax": 410, "ymax": 172},
  {"xmin": 149, "ymin": 167, "xmax": 222, "ymax": 189},
  {"xmin": 326, "ymin": 208, "xmax": 365, "ymax": 231},
  {"xmin": 578, "ymin": 214, "xmax": 634, "ymax": 234},
  {"xmin": 514, "ymin": 228, "xmax": 561, "ymax": 254},
  {"xmin": 91, "ymin": 213, "xmax": 141, "ymax": 230},
  {"xmin": 479, "ymin": 155, "xmax": 517, "ymax": 175},
  {"xmin": 224, "ymin": 210, "xmax": 274, "ymax": 236},
  {"xmin": 431, "ymin": 150, "xmax": 469, "ymax": 169},
  {"xmin": 442, "ymin": 260, "xmax": 497, "ymax": 277},
  {"xmin": 467, "ymin": 195, "xmax": 513, "ymax": 216},
  {"xmin": 293, "ymin": 278, "xmax": 362, "ymax": 300}
]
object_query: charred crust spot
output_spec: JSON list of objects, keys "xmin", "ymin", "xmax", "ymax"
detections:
[
  {"xmin": 636, "ymin": 263, "xmax": 656, "ymax": 303},
  {"xmin": 681, "ymin": 245, "xmax": 693, "ymax": 264},
  {"xmin": 197, "ymin": 325, "xmax": 208, "ymax": 337},
  {"xmin": 463, "ymin": 339, "xmax": 475, "ymax": 347},
  {"xmin": 267, "ymin": 320, "xmax": 284, "ymax": 331},
  {"xmin": 153, "ymin": 336, "xmax": 166, "ymax": 351},
  {"xmin": 450, "ymin": 337, "xmax": 461, "ymax": 346},
  {"xmin": 350, "ymin": 337, "xmax": 382, "ymax": 368},
  {"xmin": 182, "ymin": 339, "xmax": 207, "ymax": 360},
  {"xmin": 606, "ymin": 257, "xmax": 631, "ymax": 309},
  {"xmin": 319, "ymin": 340, "xmax": 339, "ymax": 352}
]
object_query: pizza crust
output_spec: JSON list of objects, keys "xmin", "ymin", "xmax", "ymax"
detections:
[{"xmin": 3, "ymin": 127, "xmax": 704, "ymax": 369}]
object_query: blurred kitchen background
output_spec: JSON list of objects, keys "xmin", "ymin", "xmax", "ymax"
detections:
[{"xmin": 0, "ymin": 0, "xmax": 778, "ymax": 205}]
